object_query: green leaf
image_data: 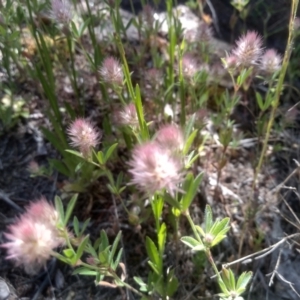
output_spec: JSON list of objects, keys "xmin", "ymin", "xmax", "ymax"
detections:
[
  {"xmin": 166, "ymin": 268, "xmax": 179, "ymax": 297},
  {"xmin": 104, "ymin": 143, "xmax": 118, "ymax": 163},
  {"xmin": 65, "ymin": 149, "xmax": 84, "ymax": 159},
  {"xmin": 97, "ymin": 151, "xmax": 104, "ymax": 165},
  {"xmin": 73, "ymin": 216, "xmax": 79, "ymax": 236},
  {"xmin": 109, "ymin": 231, "xmax": 121, "ymax": 264},
  {"xmin": 49, "ymin": 159, "xmax": 70, "ymax": 177},
  {"xmin": 145, "ymin": 237, "xmax": 161, "ymax": 273},
  {"xmin": 236, "ymin": 271, "xmax": 252, "ymax": 292},
  {"xmin": 152, "ymin": 195, "xmax": 164, "ymax": 223},
  {"xmin": 72, "ymin": 267, "xmax": 97, "ymax": 276},
  {"xmin": 148, "ymin": 261, "xmax": 160, "ymax": 275},
  {"xmin": 63, "ymin": 248, "xmax": 76, "ymax": 259},
  {"xmin": 255, "ymin": 92, "xmax": 264, "ymax": 111},
  {"xmin": 112, "ymin": 248, "xmax": 123, "ymax": 270},
  {"xmin": 100, "ymin": 230, "xmax": 109, "ymax": 250},
  {"xmin": 80, "ymin": 218, "xmax": 91, "ymax": 236},
  {"xmin": 183, "ymin": 129, "xmax": 198, "ymax": 155},
  {"xmin": 75, "ymin": 235, "xmax": 90, "ymax": 263},
  {"xmin": 181, "ymin": 236, "xmax": 204, "ymax": 251},
  {"xmin": 158, "ymin": 223, "xmax": 166, "ymax": 255},
  {"xmin": 204, "ymin": 205, "xmax": 213, "ymax": 232},
  {"xmin": 134, "ymin": 276, "xmax": 147, "ymax": 288},
  {"xmin": 181, "ymin": 172, "xmax": 203, "ymax": 212},
  {"xmin": 55, "ymin": 195, "xmax": 64, "ymax": 224},
  {"xmin": 221, "ymin": 268, "xmax": 236, "ymax": 291},
  {"xmin": 164, "ymin": 193, "xmax": 181, "ymax": 210},
  {"xmin": 64, "ymin": 194, "xmax": 78, "ymax": 226},
  {"xmin": 210, "ymin": 218, "xmax": 230, "ymax": 236}
]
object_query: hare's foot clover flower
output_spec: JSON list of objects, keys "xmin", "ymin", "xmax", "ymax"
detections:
[
  {"xmin": 128, "ymin": 142, "xmax": 183, "ymax": 196},
  {"xmin": 67, "ymin": 118, "xmax": 101, "ymax": 158},
  {"xmin": 116, "ymin": 103, "xmax": 139, "ymax": 127},
  {"xmin": 1, "ymin": 199, "xmax": 63, "ymax": 274},
  {"xmin": 231, "ymin": 31, "xmax": 263, "ymax": 68},
  {"xmin": 99, "ymin": 57, "xmax": 124, "ymax": 87},
  {"xmin": 259, "ymin": 49, "xmax": 282, "ymax": 75},
  {"xmin": 155, "ymin": 124, "xmax": 184, "ymax": 152},
  {"xmin": 50, "ymin": 0, "xmax": 73, "ymax": 25}
]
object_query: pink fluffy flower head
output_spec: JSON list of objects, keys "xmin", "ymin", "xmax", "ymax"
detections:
[
  {"xmin": 99, "ymin": 57, "xmax": 124, "ymax": 87},
  {"xmin": 24, "ymin": 197, "xmax": 60, "ymax": 228},
  {"xmin": 50, "ymin": 0, "xmax": 73, "ymax": 25},
  {"xmin": 117, "ymin": 103, "xmax": 138, "ymax": 127},
  {"xmin": 155, "ymin": 124, "xmax": 184, "ymax": 152},
  {"xmin": 232, "ymin": 31, "xmax": 263, "ymax": 68},
  {"xmin": 181, "ymin": 53, "xmax": 199, "ymax": 79},
  {"xmin": 128, "ymin": 142, "xmax": 183, "ymax": 196},
  {"xmin": 67, "ymin": 118, "xmax": 101, "ymax": 158},
  {"xmin": 259, "ymin": 49, "xmax": 282, "ymax": 75},
  {"xmin": 2, "ymin": 216, "xmax": 62, "ymax": 274},
  {"xmin": 1, "ymin": 199, "xmax": 65, "ymax": 274}
]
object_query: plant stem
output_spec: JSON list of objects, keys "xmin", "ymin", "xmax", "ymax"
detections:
[
  {"xmin": 184, "ymin": 211, "xmax": 222, "ymax": 282},
  {"xmin": 253, "ymin": 0, "xmax": 299, "ymax": 189}
]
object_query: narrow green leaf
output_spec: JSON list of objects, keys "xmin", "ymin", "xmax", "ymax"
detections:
[
  {"xmin": 80, "ymin": 218, "xmax": 91, "ymax": 236},
  {"xmin": 158, "ymin": 223, "xmax": 166, "ymax": 255},
  {"xmin": 64, "ymin": 194, "xmax": 78, "ymax": 226},
  {"xmin": 166, "ymin": 269, "xmax": 179, "ymax": 297},
  {"xmin": 97, "ymin": 151, "xmax": 104, "ymax": 165},
  {"xmin": 181, "ymin": 236, "xmax": 203, "ymax": 250},
  {"xmin": 100, "ymin": 230, "xmax": 109, "ymax": 250},
  {"xmin": 73, "ymin": 216, "xmax": 79, "ymax": 236},
  {"xmin": 65, "ymin": 149, "xmax": 84, "ymax": 159},
  {"xmin": 204, "ymin": 205, "xmax": 213, "ymax": 232},
  {"xmin": 145, "ymin": 237, "xmax": 161, "ymax": 272},
  {"xmin": 72, "ymin": 267, "xmax": 97, "ymax": 276},
  {"xmin": 109, "ymin": 231, "xmax": 122, "ymax": 264},
  {"xmin": 148, "ymin": 261, "xmax": 160, "ymax": 275},
  {"xmin": 183, "ymin": 129, "xmax": 198, "ymax": 155},
  {"xmin": 104, "ymin": 143, "xmax": 118, "ymax": 163},
  {"xmin": 49, "ymin": 159, "xmax": 70, "ymax": 177},
  {"xmin": 236, "ymin": 271, "xmax": 252, "ymax": 292},
  {"xmin": 210, "ymin": 218, "xmax": 230, "ymax": 237},
  {"xmin": 75, "ymin": 235, "xmax": 90, "ymax": 262},
  {"xmin": 181, "ymin": 172, "xmax": 203, "ymax": 212},
  {"xmin": 112, "ymin": 248, "xmax": 123, "ymax": 270},
  {"xmin": 55, "ymin": 195, "xmax": 64, "ymax": 223}
]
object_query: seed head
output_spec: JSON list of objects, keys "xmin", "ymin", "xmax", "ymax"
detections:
[
  {"xmin": 99, "ymin": 57, "xmax": 124, "ymax": 87},
  {"xmin": 232, "ymin": 31, "xmax": 263, "ymax": 68},
  {"xmin": 259, "ymin": 49, "xmax": 282, "ymax": 75},
  {"xmin": 67, "ymin": 118, "xmax": 101, "ymax": 158},
  {"xmin": 50, "ymin": 0, "xmax": 73, "ymax": 25},
  {"xmin": 128, "ymin": 142, "xmax": 183, "ymax": 196},
  {"xmin": 155, "ymin": 124, "xmax": 184, "ymax": 152}
]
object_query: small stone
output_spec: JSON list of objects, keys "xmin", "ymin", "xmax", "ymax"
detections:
[{"xmin": 0, "ymin": 279, "xmax": 10, "ymax": 300}]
